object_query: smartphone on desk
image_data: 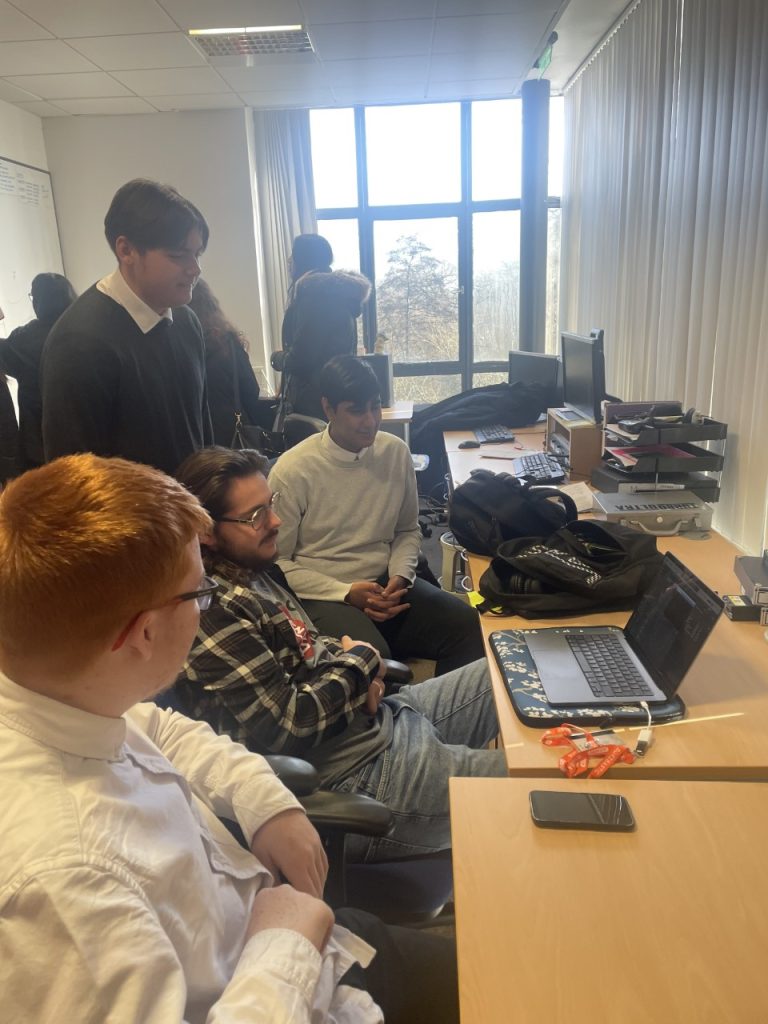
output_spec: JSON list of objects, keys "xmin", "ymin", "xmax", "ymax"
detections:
[{"xmin": 529, "ymin": 790, "xmax": 636, "ymax": 832}]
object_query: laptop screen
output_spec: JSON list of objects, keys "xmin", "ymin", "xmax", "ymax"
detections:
[{"xmin": 625, "ymin": 552, "xmax": 724, "ymax": 697}]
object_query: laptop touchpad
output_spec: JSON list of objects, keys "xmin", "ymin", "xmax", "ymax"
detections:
[{"xmin": 525, "ymin": 633, "xmax": 579, "ymax": 682}]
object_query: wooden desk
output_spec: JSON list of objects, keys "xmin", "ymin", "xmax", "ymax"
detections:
[
  {"xmin": 381, "ymin": 400, "xmax": 414, "ymax": 445},
  {"xmin": 444, "ymin": 436, "xmax": 768, "ymax": 780},
  {"xmin": 470, "ymin": 528, "xmax": 768, "ymax": 780},
  {"xmin": 450, "ymin": 777, "xmax": 768, "ymax": 1023},
  {"xmin": 443, "ymin": 422, "xmax": 545, "ymax": 454}
]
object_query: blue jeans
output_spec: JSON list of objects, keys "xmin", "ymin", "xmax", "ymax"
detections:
[{"xmin": 332, "ymin": 659, "xmax": 507, "ymax": 862}]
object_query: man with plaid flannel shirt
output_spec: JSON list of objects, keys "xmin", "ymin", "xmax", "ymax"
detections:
[{"xmin": 175, "ymin": 446, "xmax": 507, "ymax": 864}]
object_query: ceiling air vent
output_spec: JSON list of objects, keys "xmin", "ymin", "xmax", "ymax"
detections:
[{"xmin": 190, "ymin": 27, "xmax": 313, "ymax": 58}]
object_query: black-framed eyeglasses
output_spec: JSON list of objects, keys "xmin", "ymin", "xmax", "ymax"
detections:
[
  {"xmin": 174, "ymin": 575, "xmax": 220, "ymax": 611},
  {"xmin": 218, "ymin": 492, "xmax": 280, "ymax": 530}
]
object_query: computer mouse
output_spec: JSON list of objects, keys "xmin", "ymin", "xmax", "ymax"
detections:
[{"xmin": 458, "ymin": 440, "xmax": 481, "ymax": 449}]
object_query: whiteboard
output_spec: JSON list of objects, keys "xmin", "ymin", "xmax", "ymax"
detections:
[{"xmin": 0, "ymin": 156, "xmax": 64, "ymax": 339}]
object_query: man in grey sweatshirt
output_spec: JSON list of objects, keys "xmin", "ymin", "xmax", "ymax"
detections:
[{"xmin": 268, "ymin": 356, "xmax": 485, "ymax": 674}]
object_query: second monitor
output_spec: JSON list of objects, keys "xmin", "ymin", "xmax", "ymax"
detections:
[{"xmin": 560, "ymin": 328, "xmax": 606, "ymax": 424}]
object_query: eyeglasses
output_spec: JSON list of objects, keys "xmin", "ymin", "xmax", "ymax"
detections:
[
  {"xmin": 111, "ymin": 575, "xmax": 220, "ymax": 652},
  {"xmin": 174, "ymin": 575, "xmax": 220, "ymax": 611},
  {"xmin": 218, "ymin": 492, "xmax": 280, "ymax": 530}
]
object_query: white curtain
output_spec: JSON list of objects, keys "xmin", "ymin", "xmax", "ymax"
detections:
[
  {"xmin": 561, "ymin": 0, "xmax": 768, "ymax": 552},
  {"xmin": 249, "ymin": 108, "xmax": 317, "ymax": 389}
]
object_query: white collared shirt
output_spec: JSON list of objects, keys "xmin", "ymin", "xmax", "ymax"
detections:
[
  {"xmin": 97, "ymin": 267, "xmax": 173, "ymax": 334},
  {"xmin": 322, "ymin": 427, "xmax": 373, "ymax": 463},
  {"xmin": 0, "ymin": 672, "xmax": 379, "ymax": 1024}
]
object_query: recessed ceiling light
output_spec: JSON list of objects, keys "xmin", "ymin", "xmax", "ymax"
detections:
[
  {"xmin": 189, "ymin": 25, "xmax": 303, "ymax": 36},
  {"xmin": 189, "ymin": 25, "xmax": 313, "ymax": 56}
]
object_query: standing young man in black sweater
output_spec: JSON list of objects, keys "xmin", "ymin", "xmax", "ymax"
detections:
[{"xmin": 42, "ymin": 179, "xmax": 213, "ymax": 475}]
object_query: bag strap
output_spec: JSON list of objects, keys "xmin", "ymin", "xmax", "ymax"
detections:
[
  {"xmin": 228, "ymin": 334, "xmax": 243, "ymax": 415},
  {"xmin": 525, "ymin": 483, "xmax": 578, "ymax": 523}
]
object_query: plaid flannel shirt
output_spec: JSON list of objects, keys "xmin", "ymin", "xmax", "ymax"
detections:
[{"xmin": 176, "ymin": 559, "xmax": 381, "ymax": 757}]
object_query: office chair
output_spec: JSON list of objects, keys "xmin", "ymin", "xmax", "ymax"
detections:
[{"xmin": 153, "ymin": 688, "xmax": 453, "ymax": 924}]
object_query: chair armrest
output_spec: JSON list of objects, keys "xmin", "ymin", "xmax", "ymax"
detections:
[
  {"xmin": 381, "ymin": 659, "xmax": 413, "ymax": 686},
  {"xmin": 300, "ymin": 790, "xmax": 393, "ymax": 837},
  {"xmin": 263, "ymin": 754, "xmax": 320, "ymax": 797}
]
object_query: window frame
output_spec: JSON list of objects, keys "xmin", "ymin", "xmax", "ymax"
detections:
[{"xmin": 313, "ymin": 92, "xmax": 560, "ymax": 394}]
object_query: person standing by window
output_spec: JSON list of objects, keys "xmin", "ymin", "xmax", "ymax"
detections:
[{"xmin": 0, "ymin": 273, "xmax": 77, "ymax": 470}]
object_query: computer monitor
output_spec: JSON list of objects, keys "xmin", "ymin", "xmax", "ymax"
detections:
[
  {"xmin": 508, "ymin": 350, "xmax": 562, "ymax": 407},
  {"xmin": 560, "ymin": 328, "xmax": 606, "ymax": 423}
]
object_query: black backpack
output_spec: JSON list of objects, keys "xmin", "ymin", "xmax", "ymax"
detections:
[
  {"xmin": 478, "ymin": 520, "xmax": 664, "ymax": 617},
  {"xmin": 448, "ymin": 469, "xmax": 578, "ymax": 556}
]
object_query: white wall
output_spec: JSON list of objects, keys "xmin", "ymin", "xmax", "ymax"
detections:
[
  {"xmin": 0, "ymin": 97, "xmax": 48, "ymax": 170},
  {"xmin": 42, "ymin": 108, "xmax": 265, "ymax": 367}
]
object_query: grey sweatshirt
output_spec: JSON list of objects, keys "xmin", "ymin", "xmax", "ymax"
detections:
[{"xmin": 270, "ymin": 428, "xmax": 421, "ymax": 602}]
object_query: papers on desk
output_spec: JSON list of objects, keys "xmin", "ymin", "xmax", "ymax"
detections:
[
  {"xmin": 558, "ymin": 481, "xmax": 595, "ymax": 513},
  {"xmin": 604, "ymin": 444, "xmax": 695, "ymax": 467}
]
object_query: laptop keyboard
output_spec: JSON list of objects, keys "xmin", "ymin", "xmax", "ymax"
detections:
[
  {"xmin": 565, "ymin": 633, "xmax": 654, "ymax": 700},
  {"xmin": 474, "ymin": 423, "xmax": 516, "ymax": 443}
]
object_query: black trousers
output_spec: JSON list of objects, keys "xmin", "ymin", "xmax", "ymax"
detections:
[
  {"xmin": 335, "ymin": 908, "xmax": 459, "ymax": 1024},
  {"xmin": 303, "ymin": 577, "xmax": 485, "ymax": 675}
]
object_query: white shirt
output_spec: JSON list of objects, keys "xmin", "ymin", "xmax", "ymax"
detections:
[
  {"xmin": 97, "ymin": 267, "xmax": 173, "ymax": 333},
  {"xmin": 0, "ymin": 672, "xmax": 380, "ymax": 1023}
]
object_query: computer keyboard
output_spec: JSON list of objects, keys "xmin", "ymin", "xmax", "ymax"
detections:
[
  {"xmin": 565, "ymin": 633, "xmax": 654, "ymax": 699},
  {"xmin": 512, "ymin": 452, "xmax": 566, "ymax": 484},
  {"xmin": 474, "ymin": 424, "xmax": 516, "ymax": 444}
]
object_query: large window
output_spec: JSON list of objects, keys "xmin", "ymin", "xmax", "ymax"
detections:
[{"xmin": 310, "ymin": 94, "xmax": 563, "ymax": 403}]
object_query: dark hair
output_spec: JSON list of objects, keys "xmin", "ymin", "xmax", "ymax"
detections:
[
  {"xmin": 319, "ymin": 355, "xmax": 380, "ymax": 409},
  {"xmin": 104, "ymin": 179, "xmax": 209, "ymax": 253},
  {"xmin": 30, "ymin": 273, "xmax": 77, "ymax": 324},
  {"xmin": 291, "ymin": 234, "xmax": 333, "ymax": 281},
  {"xmin": 175, "ymin": 446, "xmax": 270, "ymax": 522},
  {"xmin": 188, "ymin": 279, "xmax": 249, "ymax": 353}
]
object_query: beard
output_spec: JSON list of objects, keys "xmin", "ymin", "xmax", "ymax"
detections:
[{"xmin": 203, "ymin": 529, "xmax": 280, "ymax": 575}]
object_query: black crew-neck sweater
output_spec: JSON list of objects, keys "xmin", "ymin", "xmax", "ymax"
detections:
[{"xmin": 42, "ymin": 285, "xmax": 212, "ymax": 476}]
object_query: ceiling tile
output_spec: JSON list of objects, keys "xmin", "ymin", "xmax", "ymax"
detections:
[
  {"xmin": 301, "ymin": 0, "xmax": 436, "ymax": 25},
  {"xmin": 217, "ymin": 62, "xmax": 328, "ymax": 92},
  {"xmin": 15, "ymin": 99, "xmax": 70, "ymax": 115},
  {"xmin": 0, "ymin": 77, "xmax": 39, "ymax": 101},
  {"xmin": 332, "ymin": 83, "xmax": 429, "ymax": 106},
  {"xmin": 242, "ymin": 88, "xmax": 335, "ymax": 108},
  {"xmin": 429, "ymin": 50, "xmax": 531, "ymax": 82},
  {"xmin": 67, "ymin": 32, "xmax": 206, "ymax": 71},
  {"xmin": 6, "ymin": 72, "xmax": 133, "ymax": 99},
  {"xmin": 0, "ymin": 0, "xmax": 53, "ymax": 42},
  {"xmin": 111, "ymin": 66, "xmax": 231, "ymax": 95},
  {"xmin": 309, "ymin": 19, "xmax": 433, "ymax": 61},
  {"xmin": 433, "ymin": 13, "xmax": 552, "ymax": 54},
  {"xmin": 426, "ymin": 77, "xmax": 521, "ymax": 100},
  {"xmin": 10, "ymin": 0, "xmax": 176, "ymax": 38},
  {"xmin": 436, "ymin": 0, "xmax": 558, "ymax": 15},
  {"xmin": 53, "ymin": 96, "xmax": 159, "ymax": 115},
  {"xmin": 147, "ymin": 92, "xmax": 243, "ymax": 110},
  {"xmin": 157, "ymin": 0, "xmax": 303, "ymax": 31},
  {"xmin": 323, "ymin": 56, "xmax": 428, "ymax": 88},
  {"xmin": 0, "ymin": 39, "xmax": 97, "ymax": 74}
]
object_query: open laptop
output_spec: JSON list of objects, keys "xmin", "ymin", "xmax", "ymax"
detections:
[{"xmin": 524, "ymin": 552, "xmax": 723, "ymax": 705}]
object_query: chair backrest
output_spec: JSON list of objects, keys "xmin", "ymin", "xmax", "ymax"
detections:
[{"xmin": 283, "ymin": 413, "xmax": 326, "ymax": 450}]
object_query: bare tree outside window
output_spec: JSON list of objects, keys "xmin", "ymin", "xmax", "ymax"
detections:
[{"xmin": 376, "ymin": 234, "xmax": 458, "ymax": 366}]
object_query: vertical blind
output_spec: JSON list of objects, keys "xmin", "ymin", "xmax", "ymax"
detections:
[
  {"xmin": 250, "ymin": 108, "xmax": 317, "ymax": 387},
  {"xmin": 561, "ymin": 0, "xmax": 768, "ymax": 552}
]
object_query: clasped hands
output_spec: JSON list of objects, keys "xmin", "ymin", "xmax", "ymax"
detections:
[{"xmin": 345, "ymin": 575, "xmax": 411, "ymax": 623}]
